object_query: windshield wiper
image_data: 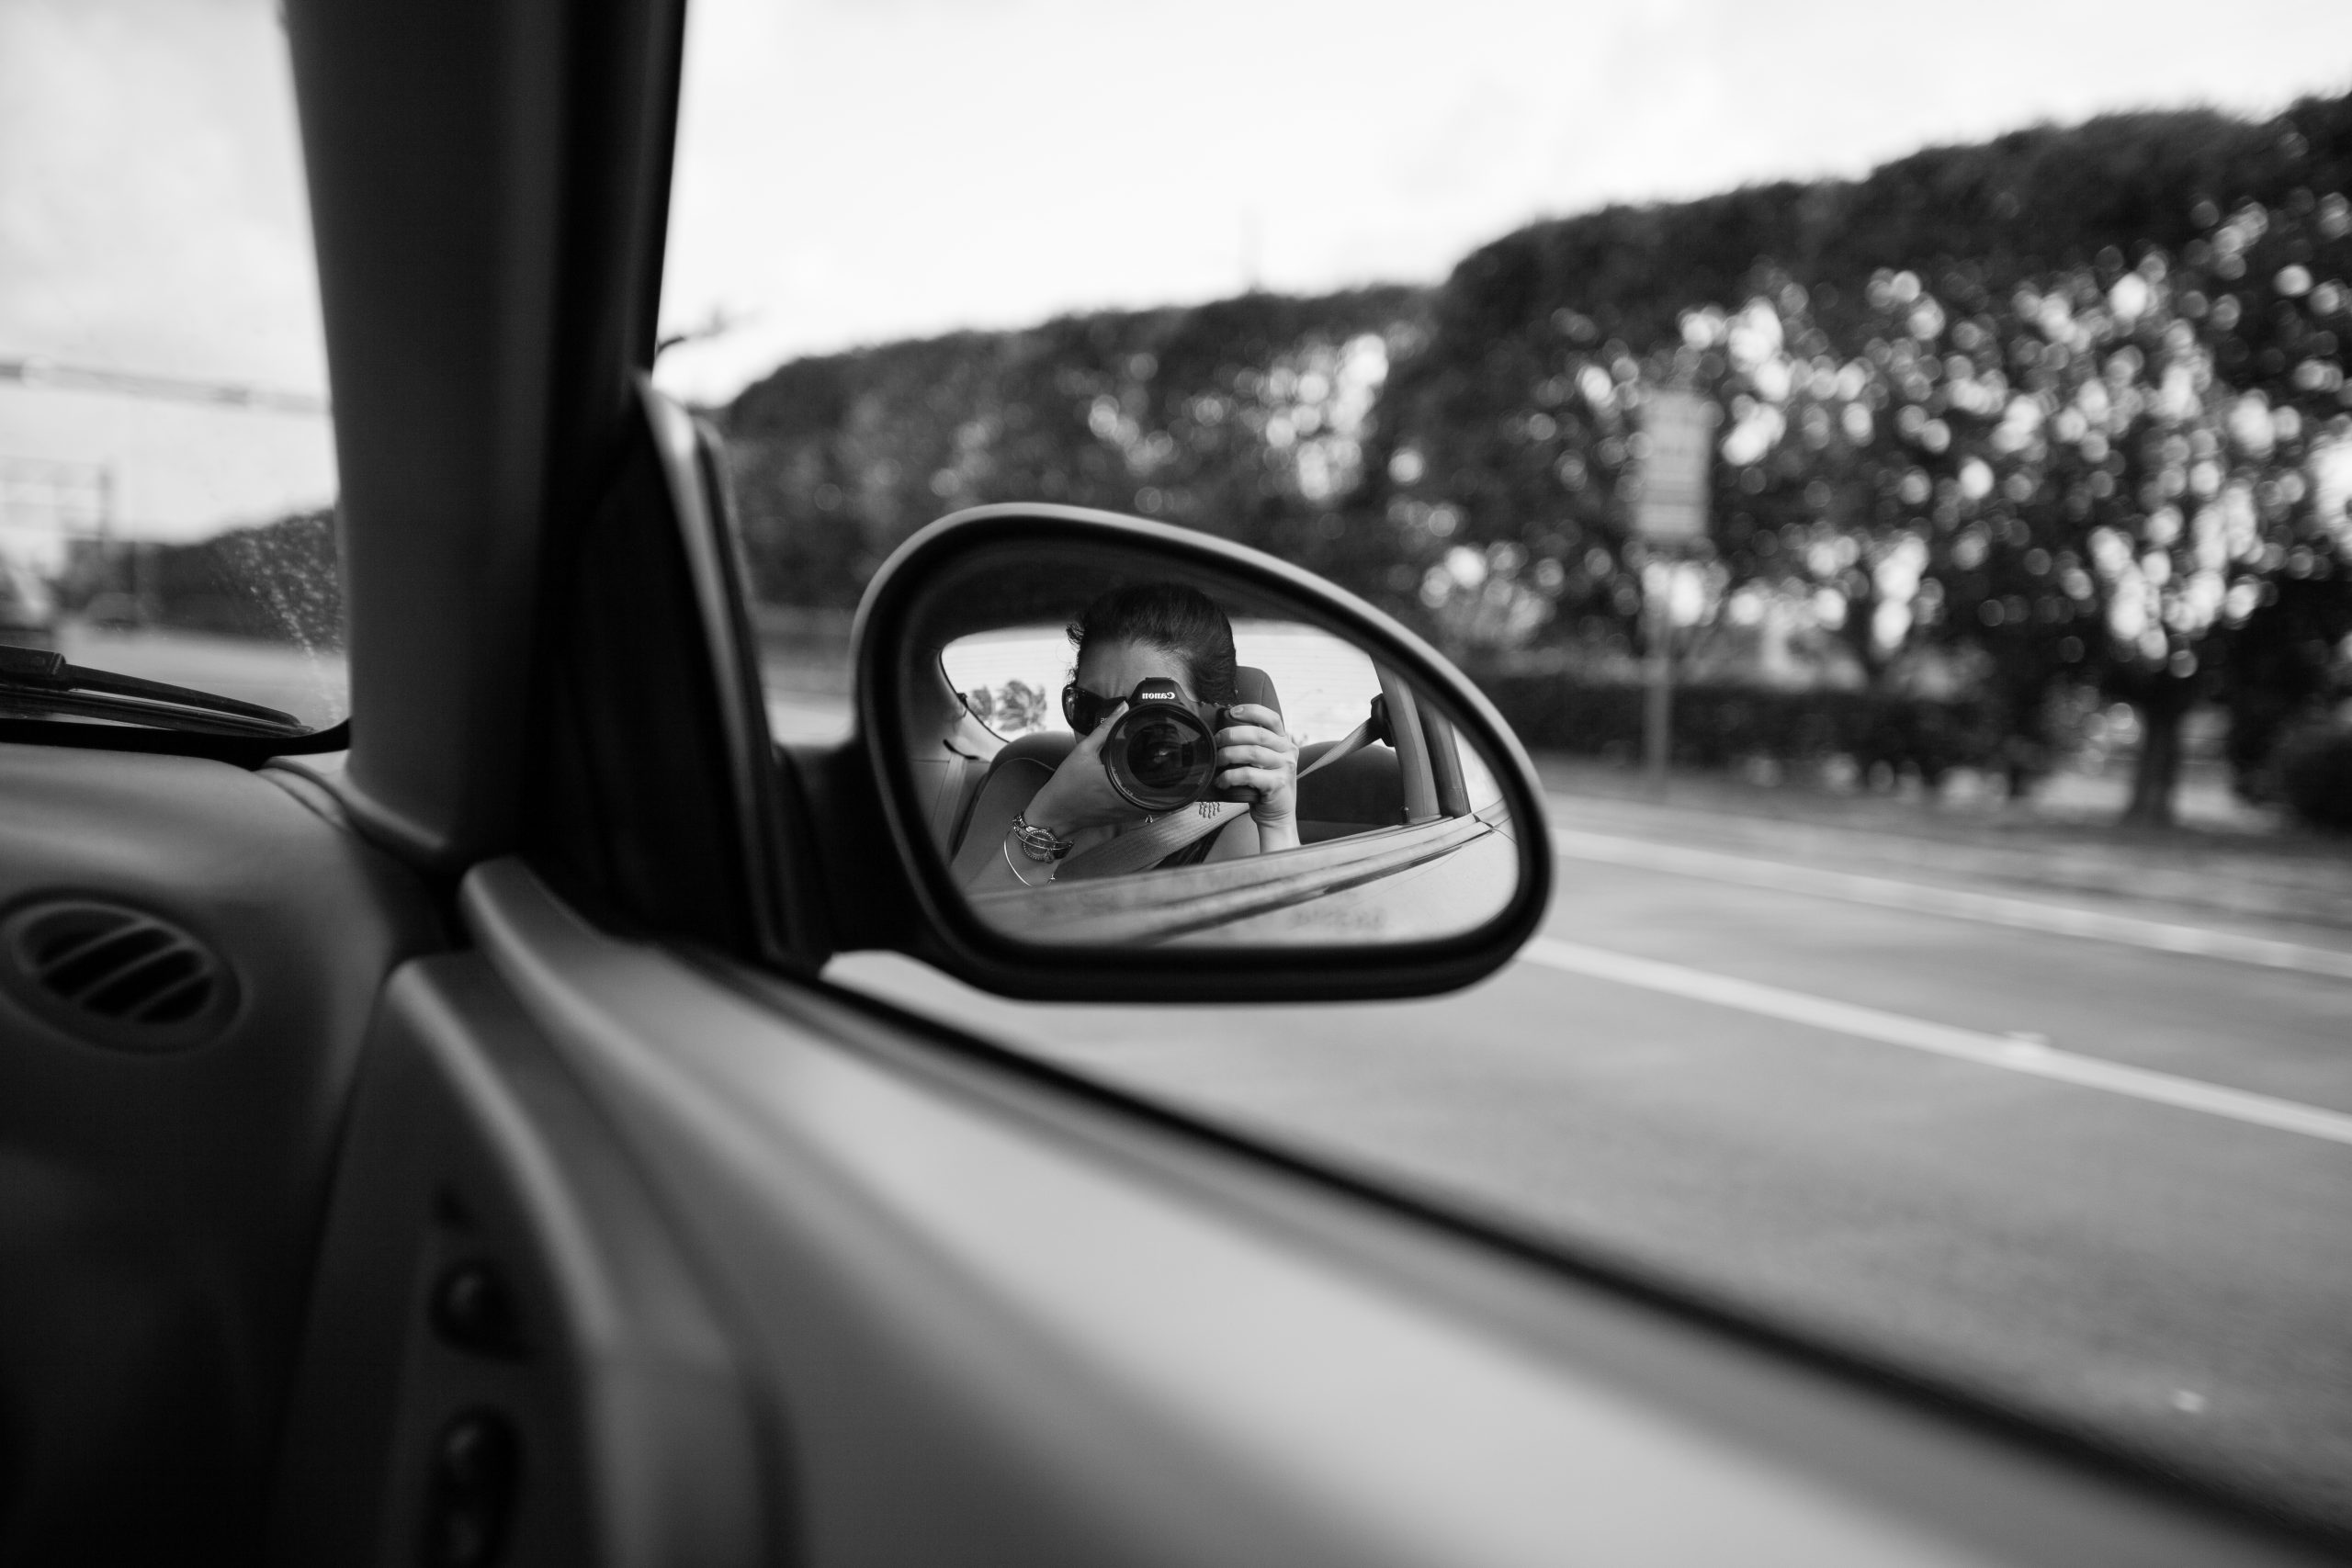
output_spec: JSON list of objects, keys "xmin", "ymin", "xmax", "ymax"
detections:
[{"xmin": 0, "ymin": 644, "xmax": 311, "ymax": 739}]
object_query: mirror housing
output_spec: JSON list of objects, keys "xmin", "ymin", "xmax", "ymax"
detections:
[{"xmin": 782, "ymin": 505, "xmax": 1551, "ymax": 1003}]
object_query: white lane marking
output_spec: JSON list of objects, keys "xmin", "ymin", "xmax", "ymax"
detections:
[
  {"xmin": 1521, "ymin": 936, "xmax": 2352, "ymax": 1148},
  {"xmin": 1548, "ymin": 824, "xmax": 2352, "ymax": 984}
]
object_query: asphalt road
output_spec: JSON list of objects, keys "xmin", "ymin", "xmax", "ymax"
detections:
[{"xmin": 827, "ymin": 816, "xmax": 2352, "ymax": 1536}]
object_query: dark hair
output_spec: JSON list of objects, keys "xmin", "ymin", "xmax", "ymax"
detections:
[{"xmin": 1069, "ymin": 582, "xmax": 1238, "ymax": 704}]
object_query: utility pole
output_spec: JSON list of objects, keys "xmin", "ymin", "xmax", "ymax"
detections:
[
  {"xmin": 4, "ymin": 353, "xmax": 331, "ymax": 616},
  {"xmin": 1643, "ymin": 572, "xmax": 1673, "ymax": 788},
  {"xmin": 0, "ymin": 454, "xmax": 113, "ymax": 565}
]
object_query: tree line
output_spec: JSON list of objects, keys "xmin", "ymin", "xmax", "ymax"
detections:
[
  {"xmin": 717, "ymin": 95, "xmax": 2352, "ymax": 826},
  {"xmin": 54, "ymin": 508, "xmax": 342, "ymax": 650}
]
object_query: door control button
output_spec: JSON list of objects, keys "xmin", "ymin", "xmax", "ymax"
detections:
[
  {"xmin": 422, "ymin": 1410, "xmax": 519, "ymax": 1568},
  {"xmin": 431, "ymin": 1260, "xmax": 524, "ymax": 1358}
]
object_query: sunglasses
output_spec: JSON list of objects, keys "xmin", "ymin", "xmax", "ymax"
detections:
[{"xmin": 1061, "ymin": 682, "xmax": 1115, "ymax": 733}]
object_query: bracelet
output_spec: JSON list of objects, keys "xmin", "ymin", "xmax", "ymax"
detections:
[
  {"xmin": 1002, "ymin": 834, "xmax": 1054, "ymax": 887},
  {"xmin": 1009, "ymin": 813, "xmax": 1074, "ymax": 862}
]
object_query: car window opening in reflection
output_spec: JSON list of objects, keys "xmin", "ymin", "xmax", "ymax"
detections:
[{"xmin": 903, "ymin": 555, "xmax": 1521, "ymax": 948}]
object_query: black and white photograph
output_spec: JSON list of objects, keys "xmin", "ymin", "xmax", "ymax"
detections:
[{"xmin": 3, "ymin": 0, "xmax": 2350, "ymax": 1562}]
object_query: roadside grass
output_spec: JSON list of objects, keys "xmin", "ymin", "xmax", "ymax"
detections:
[{"xmin": 1537, "ymin": 755, "xmax": 2352, "ymax": 940}]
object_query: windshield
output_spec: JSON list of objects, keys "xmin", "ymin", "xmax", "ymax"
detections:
[
  {"xmin": 1, "ymin": 0, "xmax": 345, "ymax": 733},
  {"xmin": 662, "ymin": 0, "xmax": 2352, "ymax": 1537}
]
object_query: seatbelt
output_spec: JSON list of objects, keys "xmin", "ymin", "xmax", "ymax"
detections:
[{"xmin": 1055, "ymin": 714, "xmax": 1385, "ymax": 883}]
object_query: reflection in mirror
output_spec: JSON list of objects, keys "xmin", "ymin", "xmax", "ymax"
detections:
[{"xmin": 890, "ymin": 543, "xmax": 1521, "ymax": 947}]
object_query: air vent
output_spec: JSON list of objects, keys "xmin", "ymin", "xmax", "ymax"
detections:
[{"xmin": 0, "ymin": 897, "xmax": 237, "ymax": 1052}]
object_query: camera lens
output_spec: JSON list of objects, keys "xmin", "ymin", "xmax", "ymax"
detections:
[
  {"xmin": 1105, "ymin": 705, "xmax": 1215, "ymax": 810},
  {"xmin": 1126, "ymin": 718, "xmax": 1204, "ymax": 788}
]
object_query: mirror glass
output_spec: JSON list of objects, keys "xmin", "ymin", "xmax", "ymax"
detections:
[{"xmin": 888, "ymin": 540, "xmax": 1522, "ymax": 947}]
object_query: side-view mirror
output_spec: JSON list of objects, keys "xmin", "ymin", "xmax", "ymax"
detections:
[{"xmin": 787, "ymin": 504, "xmax": 1551, "ymax": 1003}]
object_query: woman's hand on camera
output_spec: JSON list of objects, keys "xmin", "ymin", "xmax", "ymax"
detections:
[
  {"xmin": 1216, "ymin": 703, "xmax": 1299, "ymax": 841},
  {"xmin": 1023, "ymin": 702, "xmax": 1138, "ymax": 836}
]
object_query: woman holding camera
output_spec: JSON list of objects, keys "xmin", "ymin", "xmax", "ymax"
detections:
[{"xmin": 960, "ymin": 582, "xmax": 1300, "ymax": 894}]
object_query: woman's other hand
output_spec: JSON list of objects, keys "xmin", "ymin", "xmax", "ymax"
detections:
[
  {"xmin": 1023, "ymin": 702, "xmax": 1138, "ymax": 836},
  {"xmin": 1216, "ymin": 703, "xmax": 1299, "ymax": 847}
]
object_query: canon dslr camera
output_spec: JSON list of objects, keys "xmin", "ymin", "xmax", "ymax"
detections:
[{"xmin": 1063, "ymin": 676, "xmax": 1249, "ymax": 814}]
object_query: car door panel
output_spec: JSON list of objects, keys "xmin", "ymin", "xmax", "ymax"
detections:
[
  {"xmin": 457, "ymin": 856, "xmax": 2334, "ymax": 1568},
  {"xmin": 267, "ymin": 950, "xmax": 765, "ymax": 1568}
]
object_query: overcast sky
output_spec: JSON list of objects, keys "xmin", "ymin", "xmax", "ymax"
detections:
[
  {"xmin": 653, "ymin": 0, "xmax": 2352, "ymax": 400},
  {"xmin": 5, "ymin": 0, "xmax": 2351, "ymax": 541},
  {"xmin": 1, "ymin": 0, "xmax": 329, "ymax": 546}
]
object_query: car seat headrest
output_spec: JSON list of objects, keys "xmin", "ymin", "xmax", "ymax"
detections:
[{"xmin": 1232, "ymin": 665, "xmax": 1281, "ymax": 718}]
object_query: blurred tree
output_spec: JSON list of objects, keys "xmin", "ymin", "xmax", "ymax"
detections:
[
  {"xmin": 2215, "ymin": 574, "xmax": 2352, "ymax": 798},
  {"xmin": 712, "ymin": 92, "xmax": 2352, "ymax": 825},
  {"xmin": 717, "ymin": 291, "xmax": 1419, "ymax": 613},
  {"xmin": 124, "ymin": 508, "xmax": 343, "ymax": 646}
]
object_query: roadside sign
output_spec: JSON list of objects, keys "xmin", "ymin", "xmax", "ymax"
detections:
[
  {"xmin": 1632, "ymin": 387, "xmax": 1712, "ymax": 797},
  {"xmin": 1634, "ymin": 389, "xmax": 1713, "ymax": 544}
]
